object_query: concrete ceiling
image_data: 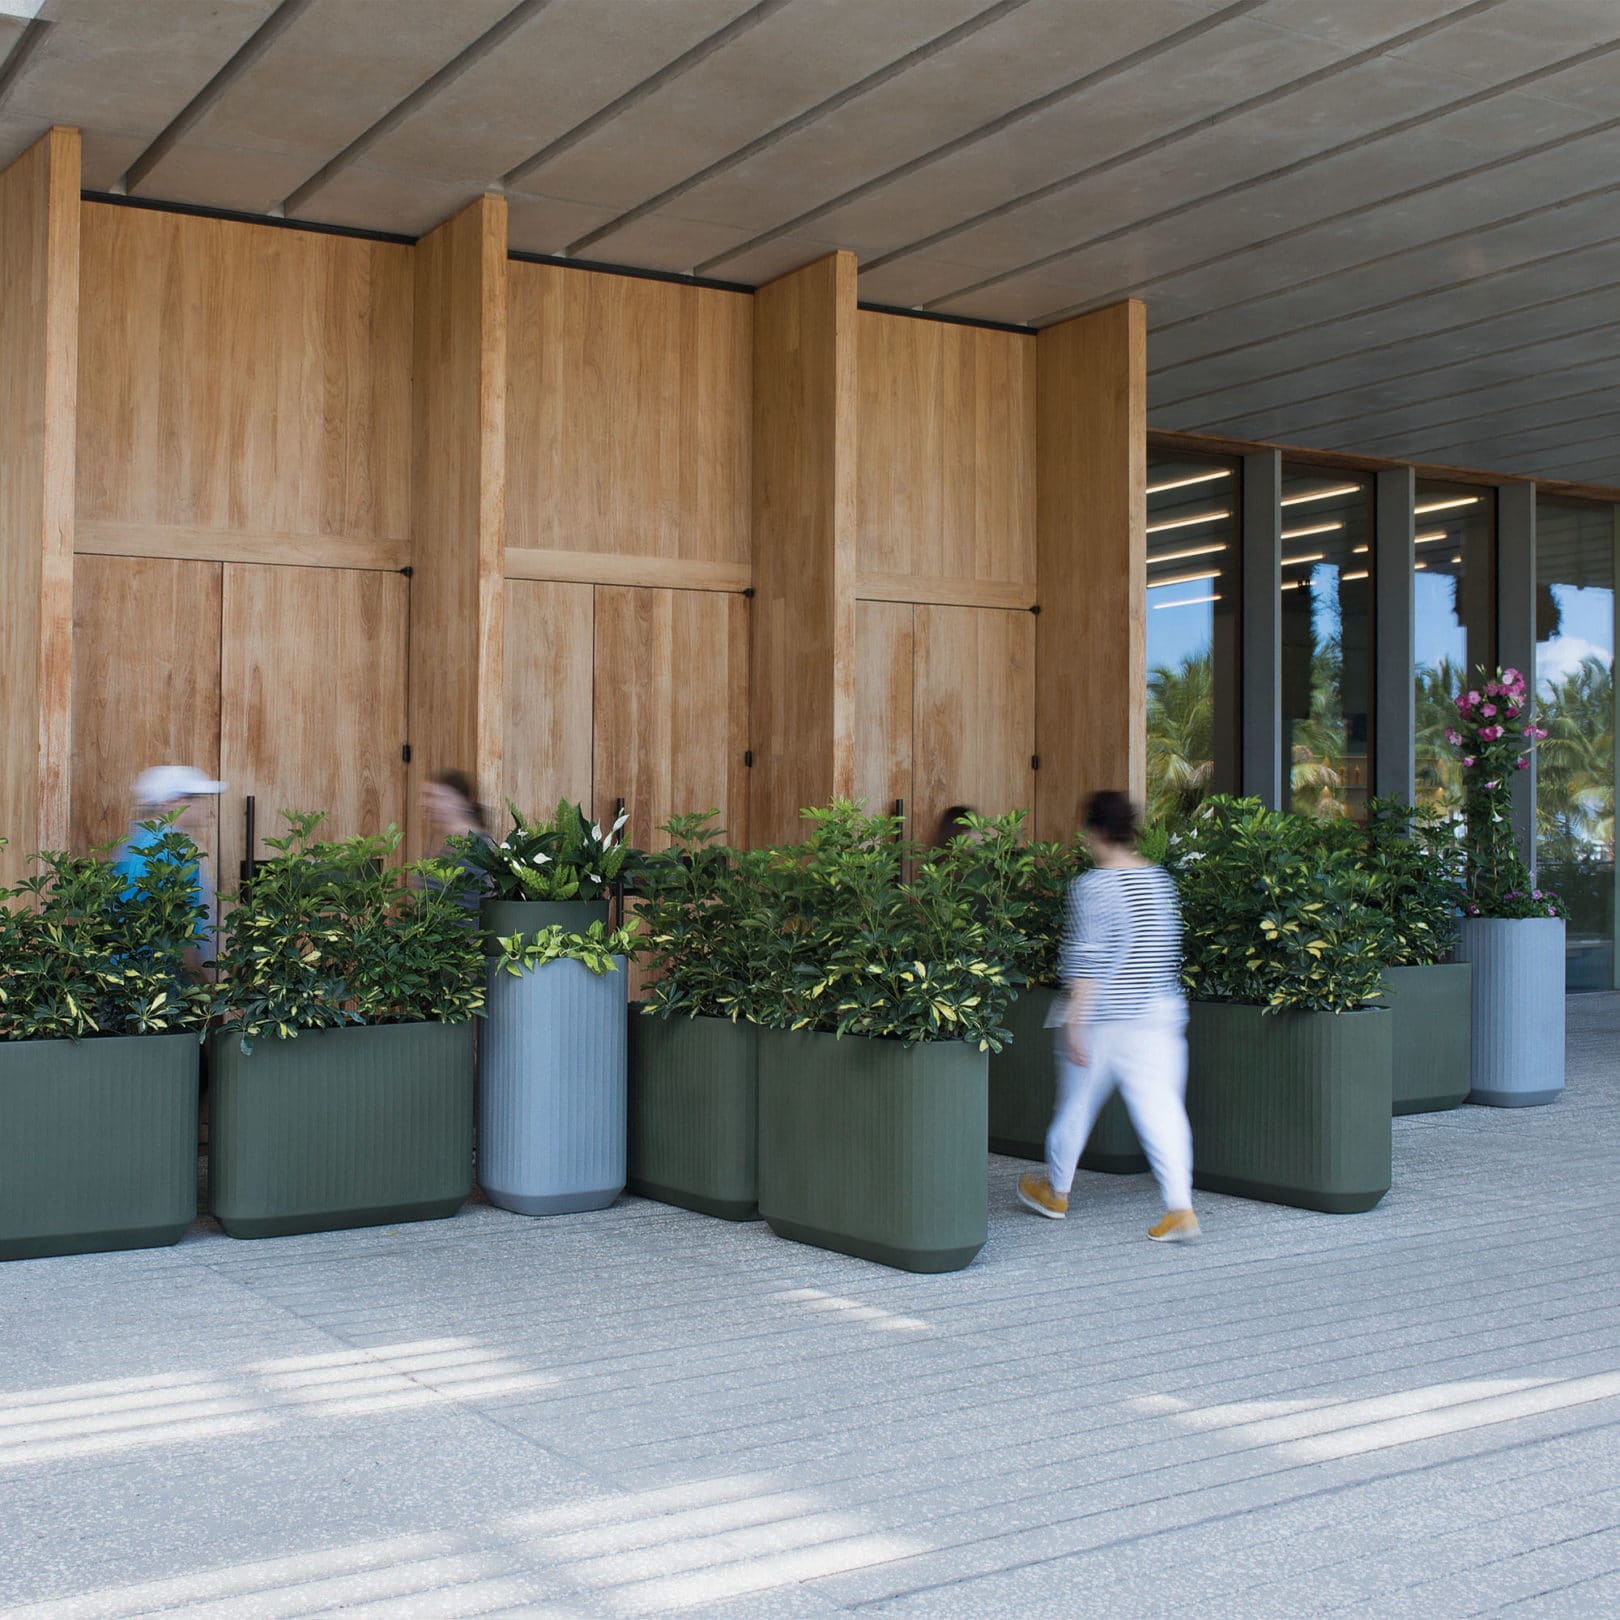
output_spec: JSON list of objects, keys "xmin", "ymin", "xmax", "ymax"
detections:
[{"xmin": 4, "ymin": 0, "xmax": 1618, "ymax": 488}]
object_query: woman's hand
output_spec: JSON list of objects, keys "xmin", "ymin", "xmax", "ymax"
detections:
[{"xmin": 1065, "ymin": 1016, "xmax": 1089, "ymax": 1067}]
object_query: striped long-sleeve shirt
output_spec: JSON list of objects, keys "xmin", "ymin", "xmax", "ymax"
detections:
[{"xmin": 1057, "ymin": 865, "xmax": 1183, "ymax": 1022}]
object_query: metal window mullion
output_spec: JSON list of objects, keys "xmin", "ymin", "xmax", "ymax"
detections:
[
  {"xmin": 1374, "ymin": 466, "xmax": 1415, "ymax": 804},
  {"xmin": 1497, "ymin": 482, "xmax": 1537, "ymax": 874},
  {"xmin": 1241, "ymin": 450, "xmax": 1282, "ymax": 809}
]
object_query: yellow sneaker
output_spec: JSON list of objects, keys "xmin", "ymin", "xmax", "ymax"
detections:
[
  {"xmin": 1148, "ymin": 1209, "xmax": 1200, "ymax": 1243},
  {"xmin": 1017, "ymin": 1173, "xmax": 1068, "ymax": 1220}
]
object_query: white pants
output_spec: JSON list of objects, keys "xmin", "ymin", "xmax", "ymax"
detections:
[{"xmin": 1046, "ymin": 996, "xmax": 1193, "ymax": 1210}]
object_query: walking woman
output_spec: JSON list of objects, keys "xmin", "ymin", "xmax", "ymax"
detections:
[{"xmin": 1017, "ymin": 790, "xmax": 1199, "ymax": 1242}]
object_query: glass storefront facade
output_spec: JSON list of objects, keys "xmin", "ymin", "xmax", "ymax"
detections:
[
  {"xmin": 1145, "ymin": 451, "xmax": 1240, "ymax": 826},
  {"xmin": 1279, "ymin": 466, "xmax": 1373, "ymax": 819},
  {"xmin": 1413, "ymin": 481, "xmax": 1496, "ymax": 812},
  {"xmin": 1535, "ymin": 497, "xmax": 1617, "ymax": 991}
]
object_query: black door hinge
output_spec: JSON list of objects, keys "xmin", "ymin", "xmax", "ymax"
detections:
[
  {"xmin": 744, "ymin": 749, "xmax": 754, "ymax": 767},
  {"xmin": 400, "ymin": 565, "xmax": 413, "ymax": 578},
  {"xmin": 1031, "ymin": 754, "xmax": 1040, "ymax": 770},
  {"xmin": 402, "ymin": 743, "xmax": 412, "ymax": 763}
]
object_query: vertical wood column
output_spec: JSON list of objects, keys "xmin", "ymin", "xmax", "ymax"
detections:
[
  {"xmin": 1035, "ymin": 298, "xmax": 1145, "ymax": 837},
  {"xmin": 0, "ymin": 127, "xmax": 79, "ymax": 882},
  {"xmin": 749, "ymin": 251, "xmax": 858, "ymax": 847},
  {"xmin": 409, "ymin": 193, "xmax": 507, "ymax": 858},
  {"xmin": 1374, "ymin": 465, "xmax": 1416, "ymax": 804}
]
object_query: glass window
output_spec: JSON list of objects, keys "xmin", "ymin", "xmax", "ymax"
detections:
[
  {"xmin": 1535, "ymin": 497, "xmax": 1616, "ymax": 992},
  {"xmin": 1413, "ymin": 481, "xmax": 1495, "ymax": 812},
  {"xmin": 1279, "ymin": 466, "xmax": 1373, "ymax": 818},
  {"xmin": 1146, "ymin": 452, "xmax": 1239, "ymax": 825}
]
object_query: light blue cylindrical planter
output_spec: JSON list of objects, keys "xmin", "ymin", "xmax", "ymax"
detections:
[
  {"xmin": 478, "ymin": 955, "xmax": 627, "ymax": 1214},
  {"xmin": 1454, "ymin": 916, "xmax": 1565, "ymax": 1107}
]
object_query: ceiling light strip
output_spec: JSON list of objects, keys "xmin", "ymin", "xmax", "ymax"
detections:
[
  {"xmin": 1414, "ymin": 496, "xmax": 1482, "ymax": 514},
  {"xmin": 1149, "ymin": 542, "xmax": 1228, "ymax": 564},
  {"xmin": 1152, "ymin": 593, "xmax": 1221, "ymax": 610},
  {"xmin": 1281, "ymin": 483, "xmax": 1362, "ymax": 507},
  {"xmin": 1148, "ymin": 568, "xmax": 1221, "ymax": 589},
  {"xmin": 1146, "ymin": 508, "xmax": 1230, "ymax": 535},
  {"xmin": 1281, "ymin": 521, "xmax": 1344, "ymax": 540},
  {"xmin": 1147, "ymin": 469, "xmax": 1233, "ymax": 496}
]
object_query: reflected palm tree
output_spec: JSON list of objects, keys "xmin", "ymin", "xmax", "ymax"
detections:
[
  {"xmin": 1290, "ymin": 645, "xmax": 1348, "ymax": 818},
  {"xmin": 1415, "ymin": 656, "xmax": 1466, "ymax": 813},
  {"xmin": 1538, "ymin": 654, "xmax": 1615, "ymax": 856},
  {"xmin": 1147, "ymin": 652, "xmax": 1214, "ymax": 827}
]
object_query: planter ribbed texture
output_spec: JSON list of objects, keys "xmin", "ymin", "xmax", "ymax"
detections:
[
  {"xmin": 1454, "ymin": 916, "xmax": 1565, "ymax": 1107},
  {"xmin": 988, "ymin": 987, "xmax": 1146, "ymax": 1172},
  {"xmin": 757, "ymin": 1027, "xmax": 987, "ymax": 1273},
  {"xmin": 628, "ymin": 1011, "xmax": 758, "ymax": 1220},
  {"xmin": 1187, "ymin": 1002, "xmax": 1392, "ymax": 1213},
  {"xmin": 209, "ymin": 1021, "xmax": 474, "ymax": 1239},
  {"xmin": 1384, "ymin": 962, "xmax": 1472, "ymax": 1115},
  {"xmin": 479, "ymin": 956, "xmax": 626, "ymax": 1215},
  {"xmin": 480, "ymin": 899, "xmax": 609, "ymax": 947},
  {"xmin": 0, "ymin": 1034, "xmax": 198, "ymax": 1261}
]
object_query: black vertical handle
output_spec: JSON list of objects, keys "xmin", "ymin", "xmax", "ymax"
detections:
[{"xmin": 240, "ymin": 794, "xmax": 257, "ymax": 889}]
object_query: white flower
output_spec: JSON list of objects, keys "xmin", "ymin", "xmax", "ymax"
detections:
[
  {"xmin": 589, "ymin": 822, "xmax": 602, "ymax": 842},
  {"xmin": 612, "ymin": 810, "xmax": 629, "ymax": 833}
]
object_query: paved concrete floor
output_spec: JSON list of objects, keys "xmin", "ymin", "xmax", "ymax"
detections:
[{"xmin": 2, "ymin": 995, "xmax": 1617, "ymax": 1619}]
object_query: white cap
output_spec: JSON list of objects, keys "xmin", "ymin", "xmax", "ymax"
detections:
[{"xmin": 133, "ymin": 765, "xmax": 227, "ymax": 807}]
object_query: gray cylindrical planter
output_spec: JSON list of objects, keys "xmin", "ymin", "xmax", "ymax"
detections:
[
  {"xmin": 628, "ymin": 1011, "xmax": 759, "ymax": 1220},
  {"xmin": 1383, "ymin": 962, "xmax": 1473, "ymax": 1115},
  {"xmin": 479, "ymin": 955, "xmax": 626, "ymax": 1214},
  {"xmin": 480, "ymin": 898, "xmax": 609, "ymax": 948},
  {"xmin": 988, "ymin": 987, "xmax": 1146, "ymax": 1173},
  {"xmin": 1454, "ymin": 916, "xmax": 1566, "ymax": 1107}
]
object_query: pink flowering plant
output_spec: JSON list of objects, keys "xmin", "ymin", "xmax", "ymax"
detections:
[{"xmin": 1449, "ymin": 667, "xmax": 1563, "ymax": 921}]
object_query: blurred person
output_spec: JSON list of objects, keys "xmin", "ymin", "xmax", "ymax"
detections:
[
  {"xmin": 420, "ymin": 768, "xmax": 492, "ymax": 919},
  {"xmin": 1017, "ymin": 789, "xmax": 1199, "ymax": 1242},
  {"xmin": 934, "ymin": 803, "xmax": 977, "ymax": 847},
  {"xmin": 113, "ymin": 764, "xmax": 226, "ymax": 968}
]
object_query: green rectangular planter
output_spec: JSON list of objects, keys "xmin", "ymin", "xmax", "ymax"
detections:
[
  {"xmin": 0, "ymin": 1034, "xmax": 198, "ymax": 1262},
  {"xmin": 1186, "ymin": 1002, "xmax": 1392, "ymax": 1213},
  {"xmin": 988, "ymin": 987, "xmax": 1147, "ymax": 1173},
  {"xmin": 628, "ymin": 1011, "xmax": 759, "ymax": 1220},
  {"xmin": 1383, "ymin": 962, "xmax": 1472, "ymax": 1115},
  {"xmin": 757, "ymin": 1027, "xmax": 987, "ymax": 1274},
  {"xmin": 209, "ymin": 1020, "xmax": 475, "ymax": 1239}
]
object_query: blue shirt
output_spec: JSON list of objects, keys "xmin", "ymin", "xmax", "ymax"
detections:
[{"xmin": 113, "ymin": 823, "xmax": 215, "ymax": 961}]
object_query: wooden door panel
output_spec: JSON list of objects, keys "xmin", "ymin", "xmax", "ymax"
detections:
[
  {"xmin": 70, "ymin": 555, "xmax": 222, "ymax": 870},
  {"xmin": 503, "ymin": 578, "xmax": 593, "ymax": 825},
  {"xmin": 855, "ymin": 600, "xmax": 914, "ymax": 836},
  {"xmin": 913, "ymin": 605, "xmax": 1036, "ymax": 846},
  {"xmin": 219, "ymin": 564, "xmax": 407, "ymax": 888},
  {"xmin": 592, "ymin": 586, "xmax": 749, "ymax": 852}
]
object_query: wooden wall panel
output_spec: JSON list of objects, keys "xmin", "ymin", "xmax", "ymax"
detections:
[
  {"xmin": 70, "ymin": 556, "xmax": 222, "ymax": 861},
  {"xmin": 593, "ymin": 586, "xmax": 750, "ymax": 852},
  {"xmin": 76, "ymin": 201, "xmax": 412, "ymax": 546},
  {"xmin": 857, "ymin": 311, "xmax": 1035, "ymax": 599},
  {"xmin": 0, "ymin": 128, "xmax": 78, "ymax": 881},
  {"xmin": 750, "ymin": 251, "xmax": 858, "ymax": 847},
  {"xmin": 506, "ymin": 263, "xmax": 751, "ymax": 567},
  {"xmin": 1036, "ymin": 299, "xmax": 1147, "ymax": 836},
  {"xmin": 219, "ymin": 564, "xmax": 407, "ymax": 888},
  {"xmin": 409, "ymin": 195, "xmax": 507, "ymax": 858},
  {"xmin": 502, "ymin": 578, "xmax": 594, "ymax": 823},
  {"xmin": 854, "ymin": 600, "xmax": 914, "ymax": 835},
  {"xmin": 914, "ymin": 606, "xmax": 1036, "ymax": 844}
]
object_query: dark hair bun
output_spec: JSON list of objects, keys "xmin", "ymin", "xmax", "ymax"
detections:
[{"xmin": 1083, "ymin": 790, "xmax": 1138, "ymax": 845}]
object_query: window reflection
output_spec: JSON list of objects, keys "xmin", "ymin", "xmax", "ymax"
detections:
[
  {"xmin": 1413, "ymin": 482, "xmax": 1495, "ymax": 812},
  {"xmin": 1146, "ymin": 453, "xmax": 1239, "ymax": 826},
  {"xmin": 1535, "ymin": 497, "xmax": 1616, "ymax": 991},
  {"xmin": 1279, "ymin": 467, "xmax": 1373, "ymax": 819}
]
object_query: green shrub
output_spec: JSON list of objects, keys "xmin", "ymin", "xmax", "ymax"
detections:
[
  {"xmin": 1173, "ymin": 797, "xmax": 1388, "ymax": 1013},
  {"xmin": 458, "ymin": 799, "xmax": 636, "ymax": 903},
  {"xmin": 750, "ymin": 801, "xmax": 1020, "ymax": 1050},
  {"xmin": 1355, "ymin": 798, "xmax": 1463, "ymax": 967},
  {"xmin": 491, "ymin": 920, "xmax": 637, "ymax": 979},
  {"xmin": 212, "ymin": 812, "xmax": 484, "ymax": 1050},
  {"xmin": 0, "ymin": 820, "xmax": 213, "ymax": 1042}
]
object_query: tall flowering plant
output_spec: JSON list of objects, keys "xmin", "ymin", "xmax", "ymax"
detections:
[{"xmin": 1447, "ymin": 667, "xmax": 1561, "ymax": 920}]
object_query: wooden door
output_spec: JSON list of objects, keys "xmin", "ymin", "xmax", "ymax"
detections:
[
  {"xmin": 855, "ymin": 599, "xmax": 915, "ymax": 836},
  {"xmin": 502, "ymin": 578, "xmax": 594, "ymax": 829},
  {"xmin": 592, "ymin": 586, "xmax": 750, "ymax": 852},
  {"xmin": 70, "ymin": 555, "xmax": 223, "ymax": 872},
  {"xmin": 913, "ymin": 605, "xmax": 1036, "ymax": 845},
  {"xmin": 219, "ymin": 564, "xmax": 407, "ymax": 887}
]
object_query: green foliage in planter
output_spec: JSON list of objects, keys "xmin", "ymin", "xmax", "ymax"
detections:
[
  {"xmin": 751, "ymin": 801, "xmax": 1020, "ymax": 1050},
  {"xmin": 929, "ymin": 811, "xmax": 1089, "ymax": 991},
  {"xmin": 1338, "ymin": 798, "xmax": 1463, "ymax": 967},
  {"xmin": 212, "ymin": 812, "xmax": 484, "ymax": 1051},
  {"xmin": 0, "ymin": 820, "xmax": 213, "ymax": 1041},
  {"xmin": 1173, "ymin": 797, "xmax": 1388, "ymax": 1013},
  {"xmin": 457, "ymin": 799, "xmax": 637, "ymax": 903},
  {"xmin": 635, "ymin": 811, "xmax": 781, "ymax": 1023},
  {"xmin": 492, "ymin": 919, "xmax": 638, "ymax": 978}
]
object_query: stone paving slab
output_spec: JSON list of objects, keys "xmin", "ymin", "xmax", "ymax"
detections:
[{"xmin": 1, "ymin": 994, "xmax": 1616, "ymax": 1619}]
